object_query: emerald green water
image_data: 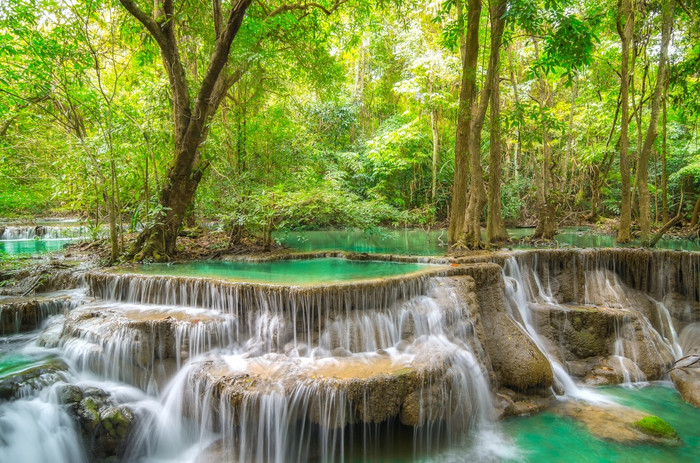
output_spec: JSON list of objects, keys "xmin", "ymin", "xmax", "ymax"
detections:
[
  {"xmin": 0, "ymin": 238, "xmax": 78, "ymax": 255},
  {"xmin": 121, "ymin": 258, "xmax": 437, "ymax": 284},
  {"xmin": 274, "ymin": 228, "xmax": 700, "ymax": 255},
  {"xmin": 273, "ymin": 229, "xmax": 450, "ymax": 255},
  {"xmin": 504, "ymin": 383, "xmax": 700, "ymax": 463}
]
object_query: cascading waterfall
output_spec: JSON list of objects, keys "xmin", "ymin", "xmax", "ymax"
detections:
[
  {"xmin": 501, "ymin": 251, "xmax": 691, "ymax": 391},
  {"xmin": 4, "ymin": 248, "xmax": 699, "ymax": 462},
  {"xmin": 0, "ymin": 384, "xmax": 87, "ymax": 463},
  {"xmin": 502, "ymin": 257, "xmax": 601, "ymax": 401},
  {"xmin": 0, "ymin": 226, "xmax": 89, "ymax": 240},
  {"xmin": 125, "ymin": 278, "xmax": 503, "ymax": 462}
]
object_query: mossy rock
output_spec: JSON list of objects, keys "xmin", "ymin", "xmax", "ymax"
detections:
[{"xmin": 632, "ymin": 415, "xmax": 680, "ymax": 441}]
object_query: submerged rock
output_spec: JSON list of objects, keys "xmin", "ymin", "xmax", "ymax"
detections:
[
  {"xmin": 670, "ymin": 355, "xmax": 700, "ymax": 408},
  {"xmin": 555, "ymin": 401, "xmax": 681, "ymax": 445}
]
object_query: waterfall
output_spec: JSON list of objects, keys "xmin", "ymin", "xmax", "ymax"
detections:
[
  {"xmin": 125, "ymin": 279, "xmax": 506, "ymax": 462},
  {"xmin": 502, "ymin": 257, "xmax": 605, "ymax": 402},
  {"xmin": 0, "ymin": 385, "xmax": 87, "ymax": 463},
  {"xmin": 0, "ymin": 226, "xmax": 89, "ymax": 240}
]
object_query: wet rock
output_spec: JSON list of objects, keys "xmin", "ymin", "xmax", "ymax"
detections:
[
  {"xmin": 670, "ymin": 355, "xmax": 700, "ymax": 408},
  {"xmin": 495, "ymin": 388, "xmax": 551, "ymax": 418},
  {"xmin": 679, "ymin": 323, "xmax": 700, "ymax": 355},
  {"xmin": 0, "ymin": 358, "xmax": 68, "ymax": 401},
  {"xmin": 466, "ymin": 269, "xmax": 553, "ymax": 391},
  {"xmin": 0, "ymin": 295, "xmax": 73, "ymax": 334},
  {"xmin": 663, "ymin": 292, "xmax": 700, "ymax": 324},
  {"xmin": 583, "ymin": 356, "xmax": 644, "ymax": 386},
  {"xmin": 556, "ymin": 400, "xmax": 681, "ymax": 445},
  {"xmin": 533, "ymin": 304, "xmax": 674, "ymax": 383},
  {"xmin": 58, "ymin": 384, "xmax": 135, "ymax": 461},
  {"xmin": 50, "ymin": 303, "xmax": 236, "ymax": 390},
  {"xmin": 1, "ymin": 263, "xmax": 86, "ymax": 296}
]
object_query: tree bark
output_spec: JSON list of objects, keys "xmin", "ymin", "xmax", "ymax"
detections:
[
  {"xmin": 452, "ymin": 0, "xmax": 506, "ymax": 249},
  {"xmin": 617, "ymin": 0, "xmax": 634, "ymax": 243},
  {"xmin": 486, "ymin": 64, "xmax": 509, "ymax": 244},
  {"xmin": 430, "ymin": 108, "xmax": 440, "ymax": 203},
  {"xmin": 662, "ymin": 80, "xmax": 669, "ymax": 223},
  {"xmin": 448, "ymin": 0, "xmax": 481, "ymax": 248},
  {"xmin": 637, "ymin": 0, "xmax": 675, "ymax": 245},
  {"xmin": 691, "ymin": 194, "xmax": 700, "ymax": 228},
  {"xmin": 532, "ymin": 40, "xmax": 556, "ymax": 240},
  {"xmin": 120, "ymin": 0, "xmax": 253, "ymax": 260}
]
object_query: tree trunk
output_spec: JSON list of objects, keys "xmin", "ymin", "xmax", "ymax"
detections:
[
  {"xmin": 430, "ymin": 108, "xmax": 440, "ymax": 203},
  {"xmin": 662, "ymin": 81, "xmax": 669, "ymax": 223},
  {"xmin": 564, "ymin": 77, "xmax": 578, "ymax": 186},
  {"xmin": 121, "ymin": 0, "xmax": 253, "ymax": 260},
  {"xmin": 458, "ymin": 0, "xmax": 506, "ymax": 249},
  {"xmin": 617, "ymin": 0, "xmax": 634, "ymax": 243},
  {"xmin": 532, "ymin": 40, "xmax": 556, "ymax": 240},
  {"xmin": 448, "ymin": 0, "xmax": 481, "ymax": 248},
  {"xmin": 486, "ymin": 62, "xmax": 509, "ymax": 245},
  {"xmin": 637, "ymin": 0, "xmax": 675, "ymax": 245},
  {"xmin": 589, "ymin": 166, "xmax": 601, "ymax": 222},
  {"xmin": 508, "ymin": 45, "xmax": 521, "ymax": 181},
  {"xmin": 691, "ymin": 194, "xmax": 700, "ymax": 228}
]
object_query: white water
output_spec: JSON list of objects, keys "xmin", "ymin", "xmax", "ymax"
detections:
[
  {"xmin": 503, "ymin": 257, "xmax": 612, "ymax": 403},
  {"xmin": 3, "ymin": 250, "xmax": 697, "ymax": 461},
  {"xmin": 0, "ymin": 386, "xmax": 87, "ymax": 463},
  {"xmin": 123, "ymin": 279, "xmax": 509, "ymax": 462}
]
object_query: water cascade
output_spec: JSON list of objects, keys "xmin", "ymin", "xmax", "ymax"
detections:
[{"xmin": 2, "ymin": 249, "xmax": 700, "ymax": 461}]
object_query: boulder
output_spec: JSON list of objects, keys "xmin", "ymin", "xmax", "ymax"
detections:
[
  {"xmin": 467, "ymin": 269, "xmax": 554, "ymax": 392},
  {"xmin": 670, "ymin": 355, "xmax": 700, "ymax": 408},
  {"xmin": 0, "ymin": 357, "xmax": 68, "ymax": 400},
  {"xmin": 58, "ymin": 384, "xmax": 135, "ymax": 462},
  {"xmin": 555, "ymin": 401, "xmax": 681, "ymax": 445}
]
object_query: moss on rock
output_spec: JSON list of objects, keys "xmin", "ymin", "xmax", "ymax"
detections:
[{"xmin": 632, "ymin": 415, "xmax": 680, "ymax": 440}]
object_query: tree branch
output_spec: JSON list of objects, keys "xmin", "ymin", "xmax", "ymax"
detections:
[
  {"xmin": 118, "ymin": 0, "xmax": 164, "ymax": 44},
  {"xmin": 266, "ymin": 0, "xmax": 347, "ymax": 18}
]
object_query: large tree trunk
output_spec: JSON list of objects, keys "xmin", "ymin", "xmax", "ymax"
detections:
[
  {"xmin": 662, "ymin": 81, "xmax": 669, "ymax": 223},
  {"xmin": 617, "ymin": 0, "xmax": 634, "ymax": 243},
  {"xmin": 637, "ymin": 0, "xmax": 675, "ymax": 245},
  {"xmin": 120, "ymin": 0, "xmax": 253, "ymax": 260},
  {"xmin": 448, "ymin": 0, "xmax": 481, "ymax": 248},
  {"xmin": 462, "ymin": 0, "xmax": 507, "ymax": 248}
]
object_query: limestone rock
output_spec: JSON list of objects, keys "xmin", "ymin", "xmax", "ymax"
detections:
[
  {"xmin": 57, "ymin": 384, "xmax": 135, "ymax": 462},
  {"xmin": 670, "ymin": 355, "xmax": 700, "ymax": 408},
  {"xmin": 0, "ymin": 357, "xmax": 68, "ymax": 400},
  {"xmin": 473, "ymin": 272, "xmax": 553, "ymax": 391},
  {"xmin": 556, "ymin": 401, "xmax": 681, "ymax": 445}
]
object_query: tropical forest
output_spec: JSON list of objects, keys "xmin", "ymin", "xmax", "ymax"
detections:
[{"xmin": 1, "ymin": 0, "xmax": 700, "ymax": 461}]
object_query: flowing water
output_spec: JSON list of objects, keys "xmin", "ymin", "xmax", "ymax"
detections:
[
  {"xmin": 0, "ymin": 221, "xmax": 107, "ymax": 255},
  {"xmin": 1, "ymin": 248, "xmax": 699, "ymax": 462}
]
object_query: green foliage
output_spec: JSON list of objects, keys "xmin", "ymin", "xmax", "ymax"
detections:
[{"xmin": 222, "ymin": 181, "xmax": 407, "ymax": 237}]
